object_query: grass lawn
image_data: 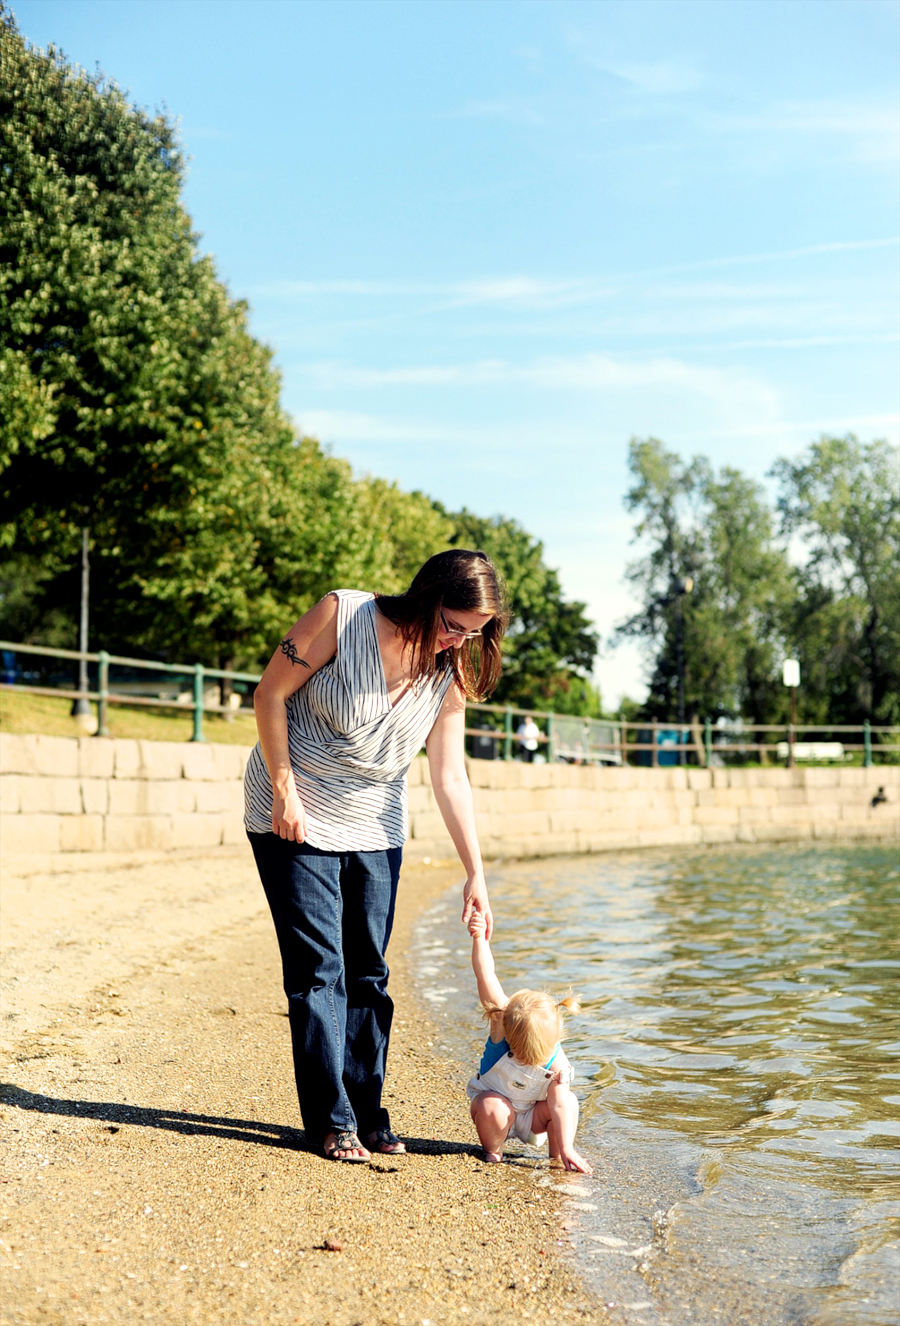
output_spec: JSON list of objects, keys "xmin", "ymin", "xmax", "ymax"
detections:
[{"xmin": 0, "ymin": 688, "xmax": 258, "ymax": 746}]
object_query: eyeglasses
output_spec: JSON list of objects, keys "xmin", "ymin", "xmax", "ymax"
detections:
[{"xmin": 440, "ymin": 611, "xmax": 484, "ymax": 641}]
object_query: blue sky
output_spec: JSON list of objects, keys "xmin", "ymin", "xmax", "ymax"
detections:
[{"xmin": 13, "ymin": 0, "xmax": 900, "ymax": 705}]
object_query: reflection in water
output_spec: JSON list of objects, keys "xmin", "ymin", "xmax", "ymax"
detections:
[{"xmin": 415, "ymin": 844, "xmax": 899, "ymax": 1326}]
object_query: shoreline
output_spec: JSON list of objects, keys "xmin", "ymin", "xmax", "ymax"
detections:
[{"xmin": 0, "ymin": 845, "xmax": 607, "ymax": 1325}]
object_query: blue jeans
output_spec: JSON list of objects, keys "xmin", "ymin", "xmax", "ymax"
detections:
[{"xmin": 248, "ymin": 833, "xmax": 402, "ymax": 1146}]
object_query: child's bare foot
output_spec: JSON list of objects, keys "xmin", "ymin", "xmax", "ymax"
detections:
[{"xmin": 482, "ymin": 1150, "xmax": 503, "ymax": 1164}]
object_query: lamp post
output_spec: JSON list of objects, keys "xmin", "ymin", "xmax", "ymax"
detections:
[
  {"xmin": 71, "ymin": 527, "xmax": 95, "ymax": 731},
  {"xmin": 674, "ymin": 576, "xmax": 693, "ymax": 764},
  {"xmin": 782, "ymin": 658, "xmax": 800, "ymax": 767}
]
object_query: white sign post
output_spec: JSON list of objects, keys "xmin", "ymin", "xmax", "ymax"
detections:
[{"xmin": 783, "ymin": 659, "xmax": 800, "ymax": 767}]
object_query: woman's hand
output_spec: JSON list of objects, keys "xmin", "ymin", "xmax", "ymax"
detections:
[
  {"xmin": 462, "ymin": 875, "xmax": 493, "ymax": 941},
  {"xmin": 272, "ymin": 783, "xmax": 307, "ymax": 842}
]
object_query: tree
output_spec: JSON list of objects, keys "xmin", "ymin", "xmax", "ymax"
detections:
[
  {"xmin": 0, "ymin": 13, "xmax": 354, "ymax": 670},
  {"xmin": 613, "ymin": 438, "xmax": 793, "ymax": 723},
  {"xmin": 444, "ymin": 509, "xmax": 600, "ymax": 712},
  {"xmin": 0, "ymin": 12, "xmax": 601, "ymax": 711},
  {"xmin": 770, "ymin": 435, "xmax": 900, "ymax": 724}
]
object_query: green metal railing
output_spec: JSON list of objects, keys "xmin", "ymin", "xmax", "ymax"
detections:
[{"xmin": 1, "ymin": 639, "xmax": 898, "ymax": 764}]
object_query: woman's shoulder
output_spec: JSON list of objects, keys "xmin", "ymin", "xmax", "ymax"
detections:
[{"xmin": 328, "ymin": 589, "xmax": 374, "ymax": 606}]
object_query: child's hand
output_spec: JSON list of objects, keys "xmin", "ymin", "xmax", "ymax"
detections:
[{"xmin": 468, "ymin": 911, "xmax": 487, "ymax": 939}]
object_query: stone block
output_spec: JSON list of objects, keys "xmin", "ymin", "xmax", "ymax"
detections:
[
  {"xmin": 759, "ymin": 768, "xmax": 804, "ymax": 788},
  {"xmin": 1, "ymin": 813, "xmax": 61, "ymax": 854},
  {"xmin": 59, "ymin": 815, "xmax": 105, "ymax": 852},
  {"xmin": 146, "ymin": 781, "xmax": 197, "ymax": 815},
  {"xmin": 576, "ymin": 830, "xmax": 640, "ymax": 852},
  {"xmin": 407, "ymin": 757, "xmax": 427, "ymax": 786},
  {"xmin": 805, "ymin": 787, "xmax": 845, "ymax": 808},
  {"xmin": 80, "ymin": 778, "xmax": 109, "ymax": 815},
  {"xmin": 169, "ymin": 814, "xmax": 225, "ymax": 849},
  {"xmin": 491, "ymin": 810, "xmax": 552, "ymax": 837},
  {"xmin": 108, "ymin": 780, "xmax": 149, "ymax": 815},
  {"xmin": 711, "ymin": 768, "xmax": 730, "ymax": 789},
  {"xmin": 802, "ymin": 766, "xmax": 840, "ymax": 788},
  {"xmin": 33, "ymin": 735, "xmax": 79, "ymax": 777},
  {"xmin": 715, "ymin": 788, "xmax": 751, "ymax": 808},
  {"xmin": 665, "ymin": 768, "xmax": 689, "ymax": 790},
  {"xmin": 0, "ymin": 733, "xmax": 39, "ymax": 775},
  {"xmin": 748, "ymin": 787, "xmax": 778, "ymax": 807},
  {"xmin": 0, "ymin": 773, "xmax": 21, "ymax": 814},
  {"xmin": 738, "ymin": 805, "xmax": 772, "ymax": 825},
  {"xmin": 209, "ymin": 743, "xmax": 246, "ymax": 781},
  {"xmin": 222, "ymin": 815, "xmax": 248, "ymax": 845},
  {"xmin": 752, "ymin": 822, "xmax": 813, "ymax": 841},
  {"xmin": 29, "ymin": 775, "xmax": 83, "ymax": 815},
  {"xmin": 694, "ymin": 806, "xmax": 740, "ymax": 826},
  {"xmin": 139, "ymin": 740, "xmax": 187, "ymax": 781},
  {"xmin": 770, "ymin": 805, "xmax": 814, "ymax": 825},
  {"xmin": 635, "ymin": 825, "xmax": 692, "ymax": 847},
  {"xmin": 77, "ymin": 737, "xmax": 115, "ymax": 779},
  {"xmin": 687, "ymin": 769, "xmax": 712, "ymax": 791},
  {"xmin": 410, "ymin": 811, "xmax": 453, "ymax": 841},
  {"xmin": 776, "ymin": 788, "xmax": 808, "ymax": 806},
  {"xmin": 103, "ymin": 815, "xmax": 173, "ymax": 853},
  {"xmin": 812, "ymin": 820, "xmax": 840, "ymax": 839},
  {"xmin": 113, "ymin": 740, "xmax": 142, "ymax": 779},
  {"xmin": 700, "ymin": 825, "xmax": 738, "ymax": 844},
  {"xmin": 194, "ymin": 782, "xmax": 244, "ymax": 815},
  {"xmin": 549, "ymin": 810, "xmax": 590, "ymax": 834}
]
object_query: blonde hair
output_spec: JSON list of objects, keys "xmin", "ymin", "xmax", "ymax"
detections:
[{"xmin": 483, "ymin": 989, "xmax": 580, "ymax": 1067}]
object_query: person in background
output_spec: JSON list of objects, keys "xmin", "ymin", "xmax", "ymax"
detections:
[{"xmin": 516, "ymin": 713, "xmax": 541, "ymax": 762}]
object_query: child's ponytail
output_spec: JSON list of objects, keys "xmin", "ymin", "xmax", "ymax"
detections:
[{"xmin": 559, "ymin": 994, "xmax": 580, "ymax": 1016}]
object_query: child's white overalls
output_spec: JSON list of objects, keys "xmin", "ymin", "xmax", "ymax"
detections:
[{"xmin": 466, "ymin": 1045, "xmax": 573, "ymax": 1145}]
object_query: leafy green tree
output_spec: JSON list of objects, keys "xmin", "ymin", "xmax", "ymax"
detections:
[
  {"xmin": 613, "ymin": 438, "xmax": 793, "ymax": 723},
  {"xmin": 770, "ymin": 435, "xmax": 900, "ymax": 724},
  {"xmin": 0, "ymin": 12, "xmax": 603, "ymax": 719},
  {"xmin": 0, "ymin": 13, "xmax": 353, "ymax": 672},
  {"xmin": 443, "ymin": 509, "xmax": 600, "ymax": 712}
]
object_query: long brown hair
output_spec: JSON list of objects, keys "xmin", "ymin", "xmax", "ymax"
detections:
[{"xmin": 376, "ymin": 549, "xmax": 507, "ymax": 700}]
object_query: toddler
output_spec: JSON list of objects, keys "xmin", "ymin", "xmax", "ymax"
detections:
[{"xmin": 466, "ymin": 912, "xmax": 592, "ymax": 1173}]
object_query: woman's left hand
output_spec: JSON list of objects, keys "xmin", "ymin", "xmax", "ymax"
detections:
[{"xmin": 462, "ymin": 876, "xmax": 493, "ymax": 941}]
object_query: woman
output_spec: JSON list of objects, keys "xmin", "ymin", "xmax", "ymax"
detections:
[{"xmin": 244, "ymin": 549, "xmax": 506, "ymax": 1163}]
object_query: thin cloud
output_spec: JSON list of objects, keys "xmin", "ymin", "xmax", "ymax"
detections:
[
  {"xmin": 295, "ymin": 353, "xmax": 780, "ymax": 418},
  {"xmin": 250, "ymin": 237, "xmax": 898, "ymax": 306},
  {"xmin": 587, "ymin": 58, "xmax": 702, "ymax": 96},
  {"xmin": 451, "ymin": 98, "xmax": 546, "ymax": 126}
]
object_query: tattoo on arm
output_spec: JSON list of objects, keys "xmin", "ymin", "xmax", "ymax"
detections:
[{"xmin": 279, "ymin": 638, "xmax": 311, "ymax": 669}]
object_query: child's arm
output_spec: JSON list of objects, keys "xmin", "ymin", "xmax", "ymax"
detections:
[{"xmin": 469, "ymin": 912, "xmax": 507, "ymax": 1015}]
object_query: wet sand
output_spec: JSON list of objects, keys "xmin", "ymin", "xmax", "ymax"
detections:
[{"xmin": 1, "ymin": 845, "xmax": 608, "ymax": 1325}]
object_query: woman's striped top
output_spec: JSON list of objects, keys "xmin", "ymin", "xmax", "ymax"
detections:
[{"xmin": 243, "ymin": 590, "xmax": 455, "ymax": 850}]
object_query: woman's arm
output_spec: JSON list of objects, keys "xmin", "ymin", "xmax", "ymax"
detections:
[
  {"xmin": 425, "ymin": 682, "xmax": 493, "ymax": 939},
  {"xmin": 253, "ymin": 593, "xmax": 339, "ymax": 841}
]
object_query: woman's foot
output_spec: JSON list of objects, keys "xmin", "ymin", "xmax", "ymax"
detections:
[
  {"xmin": 367, "ymin": 1127, "xmax": 407, "ymax": 1156},
  {"xmin": 482, "ymin": 1150, "xmax": 504, "ymax": 1164},
  {"xmin": 322, "ymin": 1130, "xmax": 371, "ymax": 1163}
]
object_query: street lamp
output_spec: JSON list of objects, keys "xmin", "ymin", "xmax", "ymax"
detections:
[
  {"xmin": 70, "ymin": 526, "xmax": 95, "ymax": 733},
  {"xmin": 674, "ymin": 577, "xmax": 693, "ymax": 763},
  {"xmin": 782, "ymin": 657, "xmax": 800, "ymax": 767}
]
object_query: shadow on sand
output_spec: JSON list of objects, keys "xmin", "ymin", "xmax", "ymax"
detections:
[{"xmin": 0, "ymin": 1083, "xmax": 481, "ymax": 1159}]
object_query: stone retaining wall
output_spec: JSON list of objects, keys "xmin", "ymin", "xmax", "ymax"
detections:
[{"xmin": 1, "ymin": 733, "xmax": 896, "ymax": 869}]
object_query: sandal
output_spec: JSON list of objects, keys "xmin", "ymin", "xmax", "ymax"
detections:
[
  {"xmin": 367, "ymin": 1127, "xmax": 407, "ymax": 1156},
  {"xmin": 322, "ymin": 1130, "xmax": 371, "ymax": 1163}
]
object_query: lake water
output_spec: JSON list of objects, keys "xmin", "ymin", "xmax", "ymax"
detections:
[{"xmin": 412, "ymin": 843, "xmax": 899, "ymax": 1326}]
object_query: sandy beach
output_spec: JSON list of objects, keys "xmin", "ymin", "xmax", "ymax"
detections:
[{"xmin": 1, "ymin": 844, "xmax": 608, "ymax": 1325}]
